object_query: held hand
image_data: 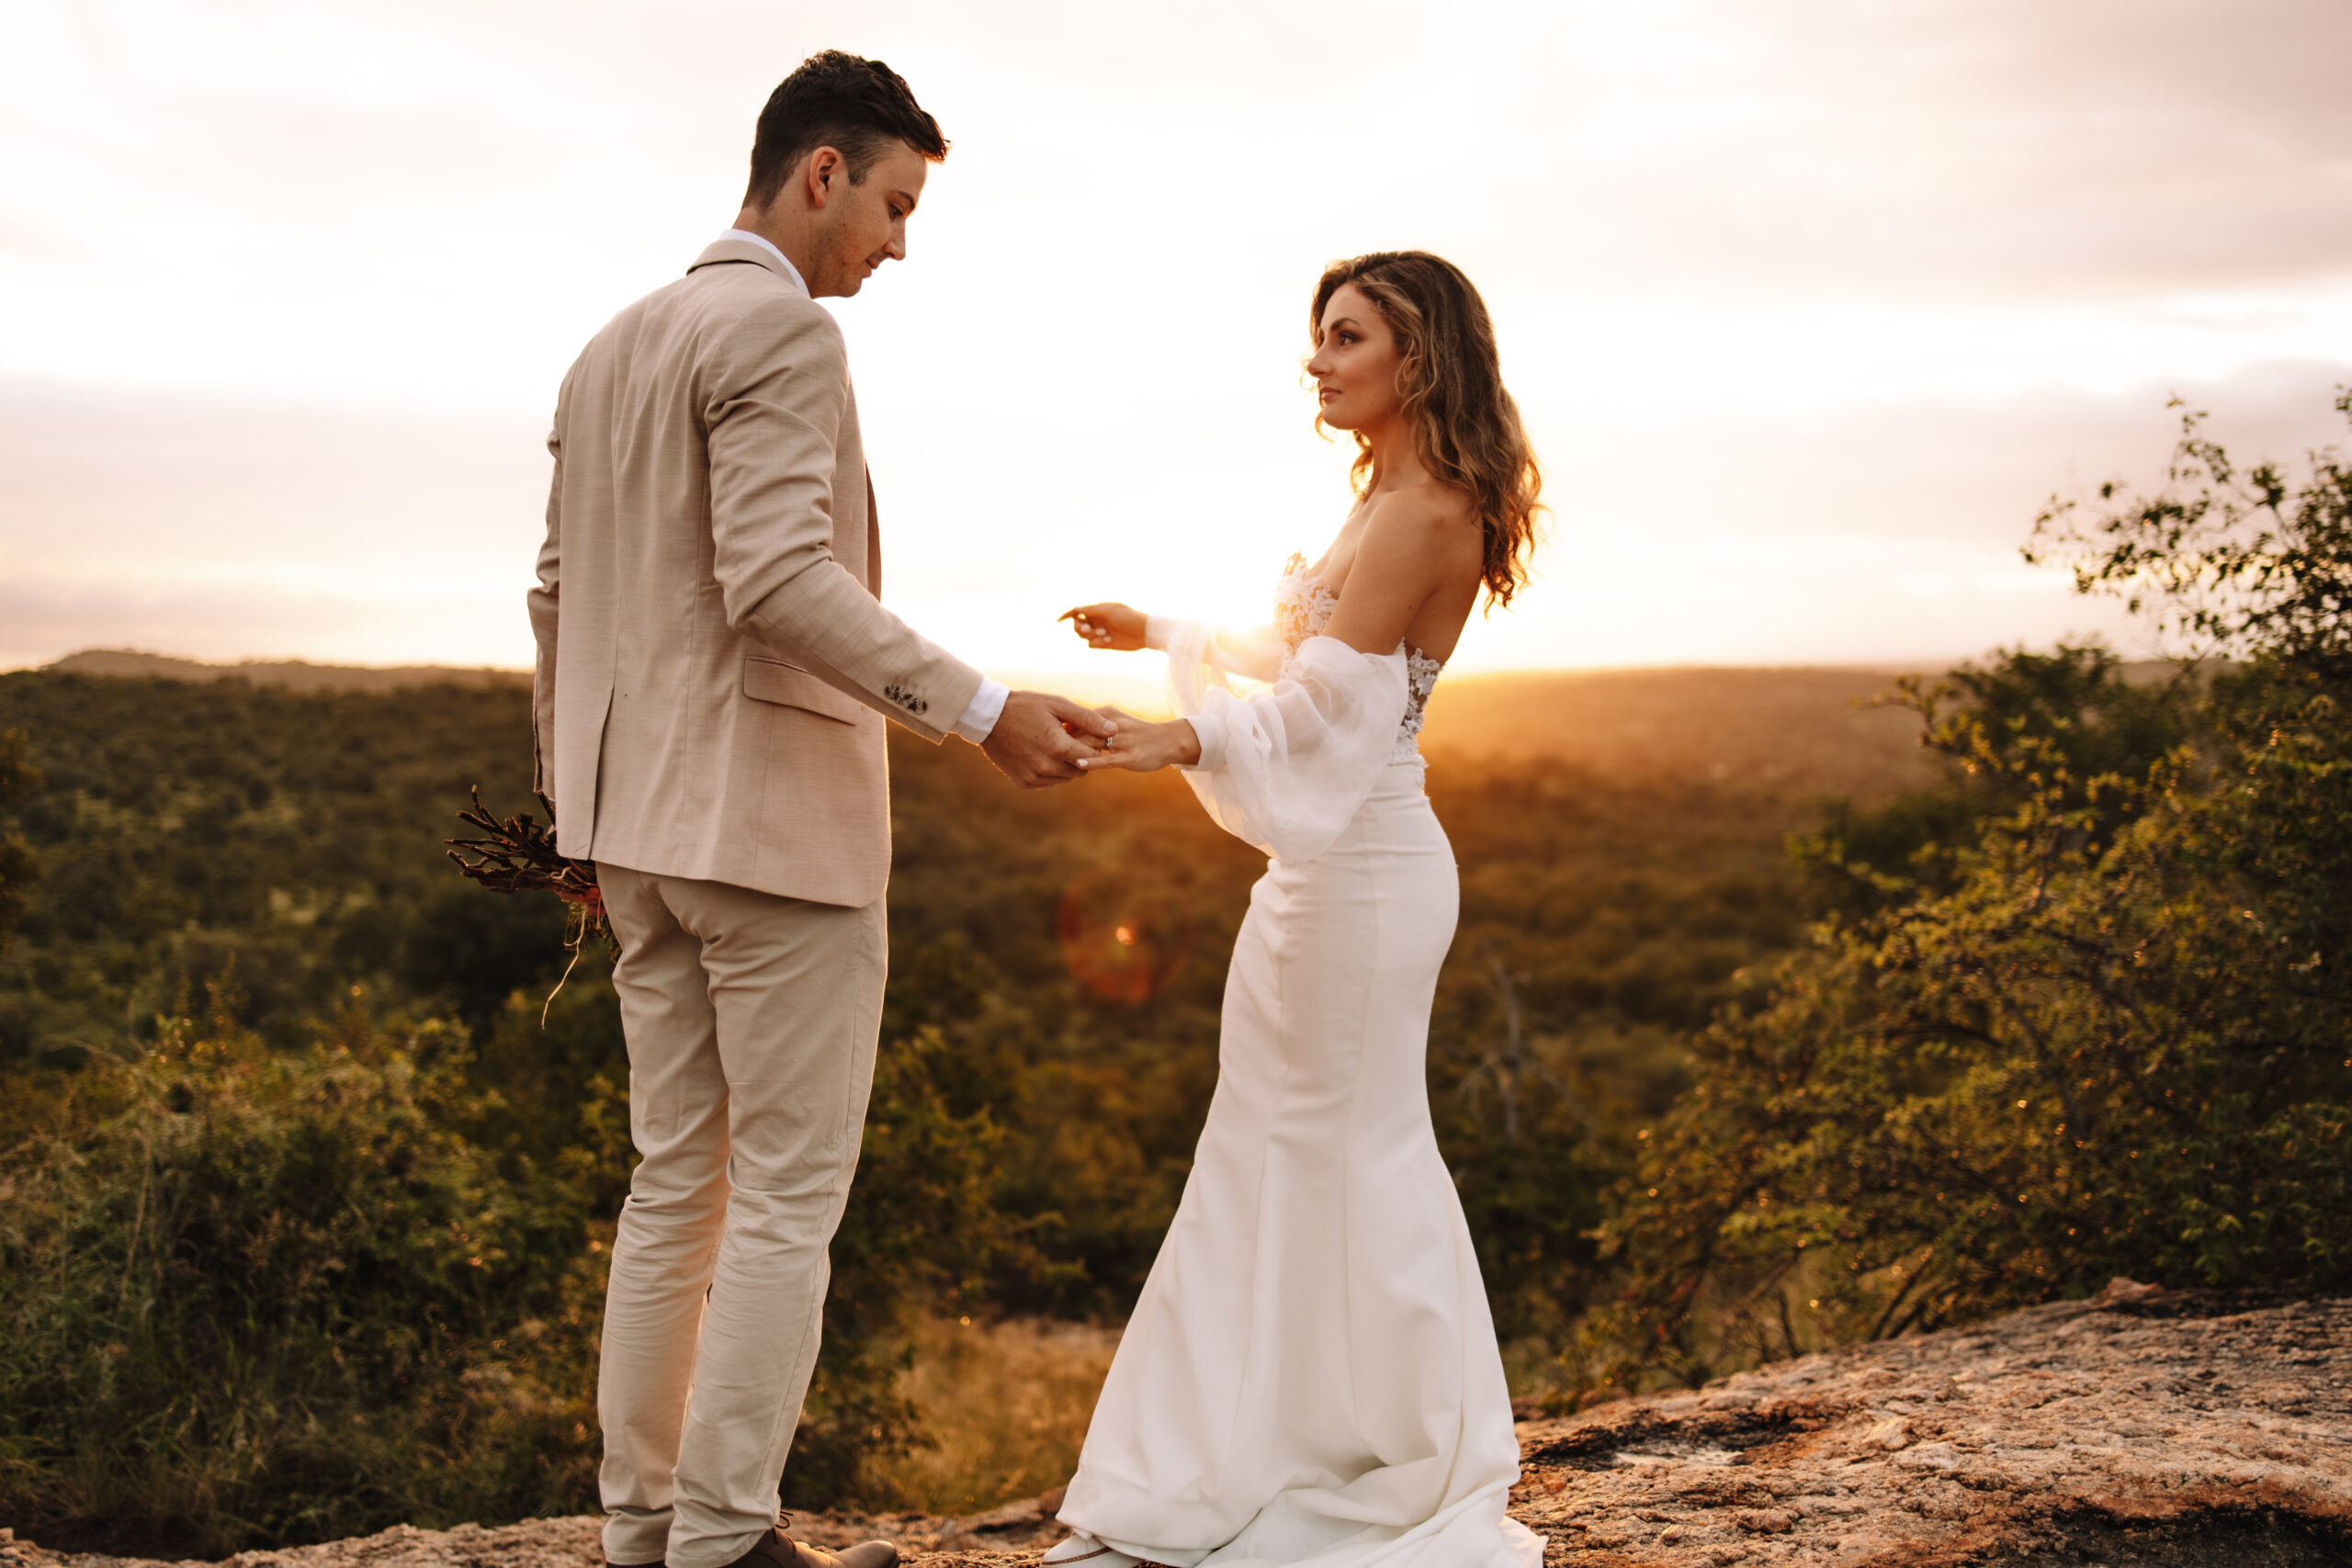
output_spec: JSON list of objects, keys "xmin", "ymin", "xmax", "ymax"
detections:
[
  {"xmin": 981, "ymin": 690, "xmax": 1114, "ymax": 788},
  {"xmin": 1076, "ymin": 707, "xmax": 1202, "ymax": 774},
  {"xmin": 1058, "ymin": 602, "xmax": 1148, "ymax": 652}
]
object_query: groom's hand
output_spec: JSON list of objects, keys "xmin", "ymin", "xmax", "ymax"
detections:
[{"xmin": 981, "ymin": 691, "xmax": 1114, "ymax": 788}]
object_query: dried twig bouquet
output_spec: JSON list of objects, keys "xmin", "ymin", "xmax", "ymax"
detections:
[{"xmin": 446, "ymin": 786, "xmax": 613, "ymax": 1017}]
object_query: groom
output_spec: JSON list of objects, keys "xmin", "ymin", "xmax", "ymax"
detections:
[{"xmin": 527, "ymin": 51, "xmax": 1109, "ymax": 1568}]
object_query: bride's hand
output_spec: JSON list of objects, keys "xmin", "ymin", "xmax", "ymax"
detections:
[
  {"xmin": 1059, "ymin": 602, "xmax": 1148, "ymax": 651},
  {"xmin": 1076, "ymin": 707, "xmax": 1201, "ymax": 773}
]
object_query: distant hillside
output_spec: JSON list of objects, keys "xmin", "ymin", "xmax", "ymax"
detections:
[
  {"xmin": 1419, "ymin": 666, "xmax": 1941, "ymax": 800},
  {"xmin": 47, "ymin": 648, "xmax": 531, "ymax": 693},
  {"xmin": 34, "ymin": 649, "xmax": 2013, "ymax": 802},
  {"xmin": 40, "ymin": 649, "xmax": 1945, "ymax": 797}
]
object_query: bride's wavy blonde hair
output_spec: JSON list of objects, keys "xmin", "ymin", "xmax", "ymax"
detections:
[{"xmin": 1310, "ymin": 252, "xmax": 1544, "ymax": 609}]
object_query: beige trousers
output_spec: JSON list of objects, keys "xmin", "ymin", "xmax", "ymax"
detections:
[{"xmin": 594, "ymin": 863, "xmax": 887, "ymax": 1568}]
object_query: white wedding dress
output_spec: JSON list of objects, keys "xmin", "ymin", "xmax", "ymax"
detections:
[{"xmin": 1055, "ymin": 558, "xmax": 1541, "ymax": 1568}]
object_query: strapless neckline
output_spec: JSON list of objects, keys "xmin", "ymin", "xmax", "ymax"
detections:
[{"xmin": 1274, "ymin": 553, "xmax": 1443, "ymax": 762}]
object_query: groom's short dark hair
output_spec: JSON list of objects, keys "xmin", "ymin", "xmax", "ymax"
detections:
[{"xmin": 744, "ymin": 51, "xmax": 948, "ymax": 209}]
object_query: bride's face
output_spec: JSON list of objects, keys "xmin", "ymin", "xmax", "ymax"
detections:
[{"xmin": 1306, "ymin": 284, "xmax": 1403, "ymax": 433}]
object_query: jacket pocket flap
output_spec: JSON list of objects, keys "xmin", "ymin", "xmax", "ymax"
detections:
[{"xmin": 744, "ymin": 657, "xmax": 865, "ymax": 726}]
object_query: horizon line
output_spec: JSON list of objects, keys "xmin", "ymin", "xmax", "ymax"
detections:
[{"xmin": 13, "ymin": 646, "xmax": 2005, "ymax": 682}]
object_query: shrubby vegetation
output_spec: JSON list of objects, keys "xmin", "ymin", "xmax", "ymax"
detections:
[
  {"xmin": 0, "ymin": 727, "xmax": 36, "ymax": 946},
  {"xmin": 5, "ymin": 393, "xmax": 2344, "ymax": 1554},
  {"xmin": 0, "ymin": 661, "xmax": 1793, "ymax": 1551},
  {"xmin": 0, "ymin": 960, "xmax": 1008, "ymax": 1552},
  {"xmin": 0, "ymin": 678, "xmax": 568, "ymax": 1058},
  {"xmin": 0, "ymin": 1011, "xmax": 605, "ymax": 1553},
  {"xmin": 1597, "ymin": 395, "xmax": 2352, "ymax": 1384},
  {"xmin": 1428, "ymin": 763, "xmax": 1810, "ymax": 1361}
]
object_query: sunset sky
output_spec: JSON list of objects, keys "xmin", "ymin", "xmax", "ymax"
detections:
[{"xmin": 5, "ymin": 0, "xmax": 2350, "ymax": 679}]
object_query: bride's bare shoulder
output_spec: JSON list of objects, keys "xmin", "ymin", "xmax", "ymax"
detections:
[{"xmin": 1359, "ymin": 482, "xmax": 1483, "ymax": 573}]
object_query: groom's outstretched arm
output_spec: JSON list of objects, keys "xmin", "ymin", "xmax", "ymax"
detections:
[
  {"xmin": 702, "ymin": 298, "xmax": 1104, "ymax": 781},
  {"xmin": 705, "ymin": 299, "xmax": 982, "ymax": 741}
]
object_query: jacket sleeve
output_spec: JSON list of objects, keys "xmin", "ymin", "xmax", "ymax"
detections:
[
  {"xmin": 705, "ymin": 299, "xmax": 984, "ymax": 741},
  {"xmin": 526, "ymin": 372, "xmax": 567, "ymax": 795}
]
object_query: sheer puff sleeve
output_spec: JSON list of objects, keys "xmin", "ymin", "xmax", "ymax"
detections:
[{"xmin": 1155, "ymin": 617, "xmax": 1409, "ymax": 863}]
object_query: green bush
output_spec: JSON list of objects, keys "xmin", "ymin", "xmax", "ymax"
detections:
[
  {"xmin": 0, "ymin": 987, "xmax": 1016, "ymax": 1551},
  {"xmin": 1594, "ymin": 392, "xmax": 2352, "ymax": 1387},
  {"xmin": 0, "ymin": 679, "xmax": 568, "ymax": 1060},
  {"xmin": 0, "ymin": 728, "xmax": 37, "ymax": 955},
  {"xmin": 0, "ymin": 1010, "xmax": 606, "ymax": 1556}
]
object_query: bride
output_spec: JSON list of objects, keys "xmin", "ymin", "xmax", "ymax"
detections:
[{"xmin": 1047, "ymin": 251, "xmax": 1546, "ymax": 1568}]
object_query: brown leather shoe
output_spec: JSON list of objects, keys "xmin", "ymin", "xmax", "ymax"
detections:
[{"xmin": 725, "ymin": 1525, "xmax": 897, "ymax": 1568}]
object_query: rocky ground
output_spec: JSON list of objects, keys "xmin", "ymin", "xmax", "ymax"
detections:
[
  {"xmin": 1509, "ymin": 1279, "xmax": 2350, "ymax": 1565},
  {"xmin": 5, "ymin": 1281, "xmax": 2346, "ymax": 1568}
]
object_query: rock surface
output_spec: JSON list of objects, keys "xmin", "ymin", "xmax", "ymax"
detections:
[
  {"xmin": 1512, "ymin": 1280, "xmax": 2351, "ymax": 1565},
  {"xmin": 6, "ymin": 1282, "xmax": 2346, "ymax": 1568}
]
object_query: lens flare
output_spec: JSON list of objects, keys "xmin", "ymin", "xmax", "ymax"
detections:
[{"xmin": 1058, "ymin": 868, "xmax": 1190, "ymax": 1002}]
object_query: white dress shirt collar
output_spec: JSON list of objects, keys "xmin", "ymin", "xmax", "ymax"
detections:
[{"xmin": 715, "ymin": 228, "xmax": 809, "ymax": 297}]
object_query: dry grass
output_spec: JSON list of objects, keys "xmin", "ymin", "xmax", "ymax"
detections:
[{"xmin": 876, "ymin": 1316, "xmax": 1122, "ymax": 1515}]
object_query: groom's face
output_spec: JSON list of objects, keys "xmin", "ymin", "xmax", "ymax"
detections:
[{"xmin": 808, "ymin": 141, "xmax": 930, "ymax": 299}]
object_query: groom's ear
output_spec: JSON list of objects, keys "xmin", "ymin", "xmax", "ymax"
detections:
[{"xmin": 801, "ymin": 146, "xmax": 846, "ymax": 209}]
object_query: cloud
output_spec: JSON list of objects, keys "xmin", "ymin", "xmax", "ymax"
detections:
[
  {"xmin": 3, "ymin": 2, "xmax": 2348, "ymax": 672},
  {"xmin": 6, "ymin": 0, "xmax": 2350, "ymax": 409},
  {"xmin": 1557, "ymin": 0, "xmax": 2352, "ymax": 301}
]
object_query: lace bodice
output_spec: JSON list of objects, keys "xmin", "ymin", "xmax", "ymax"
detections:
[{"xmin": 1275, "ymin": 554, "xmax": 1443, "ymax": 762}]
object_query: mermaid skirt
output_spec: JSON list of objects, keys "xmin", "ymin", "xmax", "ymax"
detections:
[{"xmin": 1057, "ymin": 761, "xmax": 1541, "ymax": 1568}]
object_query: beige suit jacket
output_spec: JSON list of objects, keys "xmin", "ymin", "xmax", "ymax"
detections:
[{"xmin": 528, "ymin": 239, "xmax": 985, "ymax": 908}]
